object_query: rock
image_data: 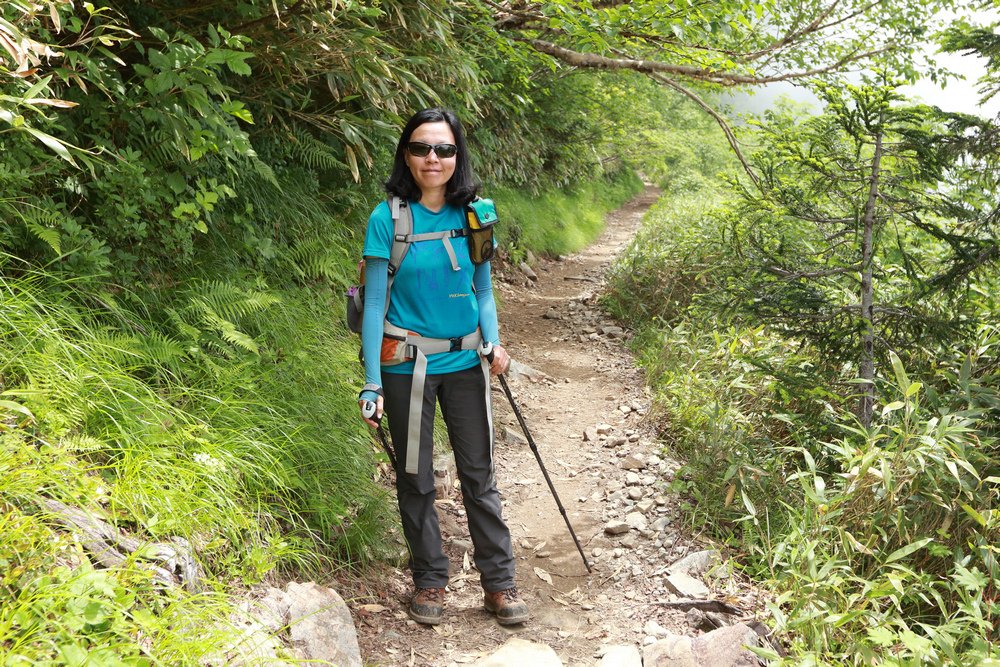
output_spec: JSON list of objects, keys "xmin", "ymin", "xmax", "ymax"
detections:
[
  {"xmin": 625, "ymin": 472, "xmax": 641, "ymax": 486},
  {"xmin": 625, "ymin": 512, "xmax": 648, "ymax": 531},
  {"xmin": 651, "ymin": 517, "xmax": 671, "ymax": 532},
  {"xmin": 643, "ymin": 624, "xmax": 761, "ymax": 667},
  {"xmin": 584, "ymin": 426, "xmax": 599, "ymax": 442},
  {"xmin": 451, "ymin": 538, "xmax": 473, "ymax": 552},
  {"xmin": 607, "ymin": 436, "xmax": 628, "ymax": 448},
  {"xmin": 538, "ymin": 608, "xmax": 586, "ymax": 632},
  {"xmin": 503, "ymin": 425, "xmax": 529, "ymax": 446},
  {"xmin": 598, "ymin": 644, "xmax": 642, "ymax": 667},
  {"xmin": 526, "ymin": 249, "xmax": 537, "ymax": 265},
  {"xmin": 644, "ymin": 620, "xmax": 671, "ymax": 638},
  {"xmin": 519, "ymin": 261, "xmax": 538, "ymax": 281},
  {"xmin": 643, "ymin": 635, "xmax": 695, "ymax": 667},
  {"xmin": 593, "ymin": 547, "xmax": 605, "ymax": 557},
  {"xmin": 685, "ymin": 608, "xmax": 707, "ymax": 631},
  {"xmin": 621, "ymin": 534, "xmax": 638, "ymax": 549},
  {"xmin": 627, "ymin": 488, "xmax": 644, "ymax": 501},
  {"xmin": 705, "ymin": 611, "xmax": 732, "ymax": 629},
  {"xmin": 618, "ymin": 404, "xmax": 633, "ymax": 414},
  {"xmin": 508, "ymin": 359, "xmax": 548, "ymax": 383},
  {"xmin": 252, "ymin": 587, "xmax": 289, "ymax": 632},
  {"xmin": 620, "ymin": 455, "xmax": 646, "ymax": 470},
  {"xmin": 285, "ymin": 582, "xmax": 362, "ymax": 666},
  {"xmin": 601, "ymin": 326, "xmax": 625, "ymax": 337},
  {"xmin": 434, "ymin": 454, "xmax": 456, "ymax": 499},
  {"xmin": 637, "ymin": 499, "xmax": 655, "ymax": 514},
  {"xmin": 664, "ymin": 572, "xmax": 711, "ymax": 599},
  {"xmin": 474, "ymin": 638, "xmax": 563, "ymax": 667},
  {"xmin": 596, "ymin": 423, "xmax": 614, "ymax": 435},
  {"xmin": 543, "ymin": 308, "xmax": 560, "ymax": 320},
  {"xmin": 211, "ymin": 599, "xmax": 289, "ymax": 666},
  {"xmin": 668, "ymin": 550, "xmax": 721, "ymax": 578},
  {"xmin": 604, "ymin": 520, "xmax": 630, "ymax": 535}
]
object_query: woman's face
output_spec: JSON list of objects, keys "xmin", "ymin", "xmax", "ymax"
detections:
[{"xmin": 405, "ymin": 121, "xmax": 457, "ymax": 197}]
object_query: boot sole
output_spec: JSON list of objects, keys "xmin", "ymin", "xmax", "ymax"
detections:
[
  {"xmin": 408, "ymin": 606, "xmax": 443, "ymax": 625},
  {"xmin": 484, "ymin": 600, "xmax": 529, "ymax": 625}
]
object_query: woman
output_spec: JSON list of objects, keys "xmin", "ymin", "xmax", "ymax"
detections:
[{"xmin": 357, "ymin": 108, "xmax": 527, "ymax": 626}]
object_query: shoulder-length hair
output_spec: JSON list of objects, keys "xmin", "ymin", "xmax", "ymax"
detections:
[{"xmin": 385, "ymin": 108, "xmax": 480, "ymax": 206}]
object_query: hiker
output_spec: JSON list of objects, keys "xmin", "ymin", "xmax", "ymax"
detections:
[{"xmin": 356, "ymin": 108, "xmax": 528, "ymax": 626}]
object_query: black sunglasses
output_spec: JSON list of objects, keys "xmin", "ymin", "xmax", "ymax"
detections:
[{"xmin": 406, "ymin": 141, "xmax": 458, "ymax": 158}]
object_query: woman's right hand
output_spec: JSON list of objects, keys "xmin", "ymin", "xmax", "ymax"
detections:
[{"xmin": 359, "ymin": 394, "xmax": 384, "ymax": 428}]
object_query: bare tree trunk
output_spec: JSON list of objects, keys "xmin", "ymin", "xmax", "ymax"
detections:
[{"xmin": 858, "ymin": 119, "xmax": 884, "ymax": 427}]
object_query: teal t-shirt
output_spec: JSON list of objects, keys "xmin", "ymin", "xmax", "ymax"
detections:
[{"xmin": 363, "ymin": 200, "xmax": 481, "ymax": 375}]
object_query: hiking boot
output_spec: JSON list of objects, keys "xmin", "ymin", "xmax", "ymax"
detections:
[
  {"xmin": 483, "ymin": 587, "xmax": 529, "ymax": 625},
  {"xmin": 408, "ymin": 587, "xmax": 445, "ymax": 625}
]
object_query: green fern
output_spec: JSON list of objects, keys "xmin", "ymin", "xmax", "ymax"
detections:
[
  {"xmin": 283, "ymin": 238, "xmax": 349, "ymax": 282},
  {"xmin": 26, "ymin": 222, "xmax": 61, "ymax": 255},
  {"xmin": 193, "ymin": 280, "xmax": 281, "ymax": 321},
  {"xmin": 284, "ymin": 127, "xmax": 349, "ymax": 173},
  {"xmin": 135, "ymin": 331, "xmax": 188, "ymax": 366}
]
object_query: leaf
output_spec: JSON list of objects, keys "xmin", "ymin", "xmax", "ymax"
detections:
[
  {"xmin": 885, "ymin": 537, "xmax": 933, "ymax": 563},
  {"xmin": 50, "ymin": 3, "xmax": 62, "ymax": 32},
  {"xmin": 889, "ymin": 351, "xmax": 909, "ymax": 393},
  {"xmin": 881, "ymin": 401, "xmax": 904, "ymax": 416},
  {"xmin": 23, "ymin": 126, "xmax": 78, "ymax": 166},
  {"xmin": 358, "ymin": 604, "xmax": 388, "ymax": 613},
  {"xmin": 533, "ymin": 567, "xmax": 553, "ymax": 585},
  {"xmin": 0, "ymin": 399, "xmax": 34, "ymax": 421},
  {"xmin": 345, "ymin": 144, "xmax": 360, "ymax": 182},
  {"xmin": 960, "ymin": 503, "xmax": 986, "ymax": 528},
  {"xmin": 867, "ymin": 625, "xmax": 896, "ymax": 647},
  {"xmin": 741, "ymin": 488, "xmax": 757, "ymax": 517},
  {"xmin": 24, "ymin": 97, "xmax": 78, "ymax": 108}
]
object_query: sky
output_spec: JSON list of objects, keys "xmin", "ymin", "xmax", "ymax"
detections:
[{"xmin": 724, "ymin": 8, "xmax": 999, "ymax": 119}]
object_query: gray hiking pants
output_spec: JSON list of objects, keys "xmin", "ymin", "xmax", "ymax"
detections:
[{"xmin": 382, "ymin": 361, "xmax": 515, "ymax": 592}]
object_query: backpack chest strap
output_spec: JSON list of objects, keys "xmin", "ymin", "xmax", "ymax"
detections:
[{"xmin": 395, "ymin": 229, "xmax": 467, "ymax": 272}]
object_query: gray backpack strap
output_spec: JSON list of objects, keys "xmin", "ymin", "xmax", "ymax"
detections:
[
  {"xmin": 388, "ymin": 197, "xmax": 412, "ymax": 278},
  {"xmin": 384, "ymin": 196, "xmax": 412, "ymax": 318}
]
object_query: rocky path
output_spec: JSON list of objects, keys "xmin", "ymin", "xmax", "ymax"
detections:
[{"xmin": 350, "ymin": 186, "xmax": 772, "ymax": 666}]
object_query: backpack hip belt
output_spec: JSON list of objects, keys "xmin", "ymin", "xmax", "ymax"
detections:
[{"xmin": 384, "ymin": 321, "xmax": 483, "ymax": 474}]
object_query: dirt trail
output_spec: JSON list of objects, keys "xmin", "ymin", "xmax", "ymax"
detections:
[{"xmin": 351, "ymin": 186, "xmax": 762, "ymax": 666}]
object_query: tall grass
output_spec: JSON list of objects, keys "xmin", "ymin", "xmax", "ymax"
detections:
[
  {"xmin": 0, "ymin": 260, "xmax": 394, "ymax": 662},
  {"xmin": 604, "ymin": 173, "xmax": 1000, "ymax": 663},
  {"xmin": 494, "ymin": 168, "xmax": 643, "ymax": 259}
]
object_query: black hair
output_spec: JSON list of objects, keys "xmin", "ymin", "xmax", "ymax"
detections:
[{"xmin": 385, "ymin": 108, "xmax": 479, "ymax": 206}]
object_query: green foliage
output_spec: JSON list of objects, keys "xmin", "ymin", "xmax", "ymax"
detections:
[
  {"xmin": 495, "ymin": 168, "xmax": 642, "ymax": 260},
  {"xmin": 758, "ymin": 370, "xmax": 998, "ymax": 665},
  {"xmin": 607, "ymin": 105, "xmax": 1000, "ymax": 660}
]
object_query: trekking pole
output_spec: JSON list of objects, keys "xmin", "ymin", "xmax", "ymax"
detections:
[
  {"xmin": 483, "ymin": 343, "xmax": 592, "ymax": 574},
  {"xmin": 362, "ymin": 400, "xmax": 398, "ymax": 469}
]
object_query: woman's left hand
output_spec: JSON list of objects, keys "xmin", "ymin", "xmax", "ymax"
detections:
[{"xmin": 488, "ymin": 344, "xmax": 510, "ymax": 376}]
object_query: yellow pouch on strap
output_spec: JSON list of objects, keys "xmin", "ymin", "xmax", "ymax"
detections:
[{"xmin": 466, "ymin": 198, "xmax": 498, "ymax": 265}]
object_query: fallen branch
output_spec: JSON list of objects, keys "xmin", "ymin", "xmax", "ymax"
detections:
[
  {"xmin": 38, "ymin": 497, "xmax": 204, "ymax": 592},
  {"xmin": 649, "ymin": 598, "xmax": 743, "ymax": 614}
]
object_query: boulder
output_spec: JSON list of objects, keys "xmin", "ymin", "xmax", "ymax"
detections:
[
  {"xmin": 474, "ymin": 638, "xmax": 563, "ymax": 667},
  {"xmin": 668, "ymin": 550, "xmax": 721, "ymax": 578},
  {"xmin": 664, "ymin": 572, "xmax": 710, "ymax": 599},
  {"xmin": 285, "ymin": 582, "xmax": 362, "ymax": 667},
  {"xmin": 598, "ymin": 644, "xmax": 642, "ymax": 667},
  {"xmin": 643, "ymin": 624, "xmax": 761, "ymax": 667}
]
